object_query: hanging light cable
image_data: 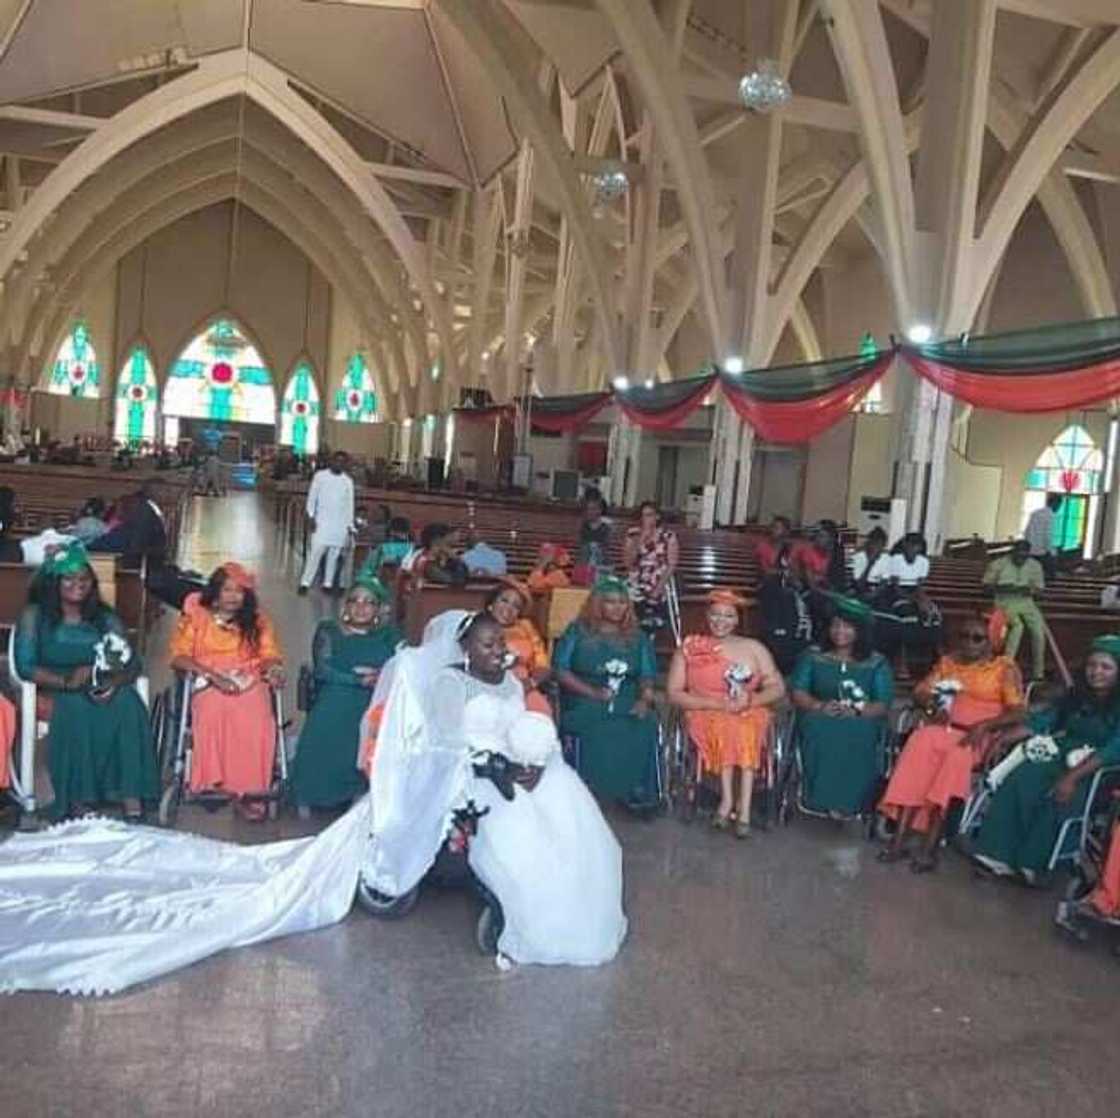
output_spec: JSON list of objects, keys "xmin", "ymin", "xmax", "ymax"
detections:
[{"xmin": 224, "ymin": 0, "xmax": 254, "ymax": 307}]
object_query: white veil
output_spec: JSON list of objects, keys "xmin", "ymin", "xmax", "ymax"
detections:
[{"xmin": 359, "ymin": 609, "xmax": 473, "ymax": 897}]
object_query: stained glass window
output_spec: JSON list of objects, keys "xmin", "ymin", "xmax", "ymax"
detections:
[
  {"xmin": 280, "ymin": 361, "xmax": 321, "ymax": 457},
  {"xmin": 1024, "ymin": 425, "xmax": 1102, "ymax": 496},
  {"xmin": 113, "ymin": 346, "xmax": 158, "ymax": 446},
  {"xmin": 333, "ymin": 352, "xmax": 378, "ymax": 422},
  {"xmin": 163, "ymin": 318, "xmax": 275, "ymax": 425},
  {"xmin": 47, "ymin": 320, "xmax": 100, "ymax": 399},
  {"xmin": 1021, "ymin": 424, "xmax": 1103, "ymax": 552}
]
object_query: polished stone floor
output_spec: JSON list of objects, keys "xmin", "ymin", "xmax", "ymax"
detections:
[{"xmin": 2, "ymin": 493, "xmax": 1119, "ymax": 1118}]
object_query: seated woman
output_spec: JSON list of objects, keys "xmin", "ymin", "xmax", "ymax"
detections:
[
  {"xmin": 416, "ymin": 612, "xmax": 627, "ymax": 965},
  {"xmin": 527, "ymin": 542, "xmax": 572, "ymax": 594},
  {"xmin": 168, "ymin": 562, "xmax": 285, "ymax": 822},
  {"xmin": 14, "ymin": 541, "xmax": 156, "ymax": 820},
  {"xmin": 850, "ymin": 527, "xmax": 891, "ymax": 599},
  {"xmin": 789, "ymin": 596, "xmax": 895, "ymax": 819},
  {"xmin": 485, "ymin": 580, "xmax": 552, "ymax": 717},
  {"xmin": 624, "ymin": 501, "xmax": 679, "ymax": 629},
  {"xmin": 407, "ymin": 523, "xmax": 468, "ymax": 586},
  {"xmin": 291, "ymin": 577, "xmax": 402, "ymax": 813},
  {"xmin": 667, "ymin": 589, "xmax": 785, "ymax": 837},
  {"xmin": 972, "ymin": 635, "xmax": 1120, "ymax": 885},
  {"xmin": 877, "ymin": 532, "xmax": 942, "ymax": 674},
  {"xmin": 553, "ymin": 576, "xmax": 660, "ymax": 812},
  {"xmin": 356, "ymin": 516, "xmax": 413, "ymax": 584},
  {"xmin": 878, "ymin": 612, "xmax": 1025, "ymax": 872}
]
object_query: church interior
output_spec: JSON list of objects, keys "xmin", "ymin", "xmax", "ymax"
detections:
[{"xmin": 2, "ymin": 2, "xmax": 1120, "ymax": 1116}]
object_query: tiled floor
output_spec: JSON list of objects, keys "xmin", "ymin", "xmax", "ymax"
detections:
[{"xmin": 2, "ymin": 493, "xmax": 1119, "ymax": 1118}]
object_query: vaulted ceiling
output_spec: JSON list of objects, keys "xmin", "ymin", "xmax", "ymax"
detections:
[{"xmin": 1, "ymin": 0, "xmax": 1119, "ymax": 414}]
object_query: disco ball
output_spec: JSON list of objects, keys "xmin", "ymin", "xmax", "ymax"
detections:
[
  {"xmin": 738, "ymin": 58, "xmax": 792, "ymax": 113},
  {"xmin": 590, "ymin": 167, "xmax": 629, "ymax": 214}
]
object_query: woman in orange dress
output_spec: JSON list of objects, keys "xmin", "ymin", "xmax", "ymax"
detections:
[
  {"xmin": 667, "ymin": 589, "xmax": 786, "ymax": 838},
  {"xmin": 486, "ymin": 579, "xmax": 552, "ymax": 717},
  {"xmin": 527, "ymin": 543, "xmax": 572, "ymax": 594},
  {"xmin": 878, "ymin": 612, "xmax": 1025, "ymax": 871},
  {"xmin": 168, "ymin": 562, "xmax": 285, "ymax": 821}
]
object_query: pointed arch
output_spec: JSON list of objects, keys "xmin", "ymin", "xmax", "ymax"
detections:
[
  {"xmin": 1022, "ymin": 423, "xmax": 1104, "ymax": 553},
  {"xmin": 114, "ymin": 343, "xmax": 158, "ymax": 446},
  {"xmin": 280, "ymin": 359, "xmax": 321, "ymax": 457},
  {"xmin": 44, "ymin": 319, "xmax": 99, "ymax": 399},
  {"xmin": 334, "ymin": 352, "xmax": 379, "ymax": 423},
  {"xmin": 163, "ymin": 316, "xmax": 276, "ymax": 426}
]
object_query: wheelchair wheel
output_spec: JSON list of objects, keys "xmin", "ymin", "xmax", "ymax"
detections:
[
  {"xmin": 355, "ymin": 877, "xmax": 419, "ymax": 920},
  {"xmin": 157, "ymin": 780, "xmax": 180, "ymax": 828}
]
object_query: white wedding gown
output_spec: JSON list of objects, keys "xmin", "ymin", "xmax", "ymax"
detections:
[
  {"xmin": 428, "ymin": 667, "xmax": 627, "ymax": 967},
  {"xmin": 0, "ymin": 611, "xmax": 626, "ymax": 995}
]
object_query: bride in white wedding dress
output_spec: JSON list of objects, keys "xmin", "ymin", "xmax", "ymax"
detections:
[{"xmin": 0, "ymin": 609, "xmax": 626, "ymax": 995}]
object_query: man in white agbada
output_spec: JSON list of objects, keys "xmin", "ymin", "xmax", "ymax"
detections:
[
  {"xmin": 0, "ymin": 609, "xmax": 626, "ymax": 995},
  {"xmin": 299, "ymin": 450, "xmax": 355, "ymax": 594}
]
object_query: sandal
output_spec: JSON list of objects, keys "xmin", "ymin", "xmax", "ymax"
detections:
[
  {"xmin": 735, "ymin": 820, "xmax": 752, "ymax": 840},
  {"xmin": 711, "ymin": 812, "xmax": 731, "ymax": 832},
  {"xmin": 910, "ymin": 854, "xmax": 938, "ymax": 874}
]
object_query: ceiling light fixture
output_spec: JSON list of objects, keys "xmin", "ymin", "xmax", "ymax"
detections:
[
  {"xmin": 612, "ymin": 375, "xmax": 630, "ymax": 391},
  {"xmin": 738, "ymin": 59, "xmax": 792, "ymax": 113},
  {"xmin": 907, "ymin": 324, "xmax": 934, "ymax": 345},
  {"xmin": 724, "ymin": 356, "xmax": 745, "ymax": 374}
]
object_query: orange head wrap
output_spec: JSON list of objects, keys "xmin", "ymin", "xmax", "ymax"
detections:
[
  {"xmin": 500, "ymin": 576, "xmax": 534, "ymax": 609},
  {"xmin": 220, "ymin": 561, "xmax": 257, "ymax": 591},
  {"xmin": 708, "ymin": 588, "xmax": 747, "ymax": 610}
]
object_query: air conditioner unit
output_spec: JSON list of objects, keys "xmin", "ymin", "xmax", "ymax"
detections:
[{"xmin": 551, "ymin": 468, "xmax": 580, "ymax": 501}]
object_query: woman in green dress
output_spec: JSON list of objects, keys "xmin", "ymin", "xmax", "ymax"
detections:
[
  {"xmin": 971, "ymin": 634, "xmax": 1120, "ymax": 885},
  {"xmin": 291, "ymin": 577, "xmax": 402, "ymax": 811},
  {"xmin": 15, "ymin": 541, "xmax": 157, "ymax": 820},
  {"xmin": 553, "ymin": 576, "xmax": 660, "ymax": 812},
  {"xmin": 789, "ymin": 596, "xmax": 895, "ymax": 817}
]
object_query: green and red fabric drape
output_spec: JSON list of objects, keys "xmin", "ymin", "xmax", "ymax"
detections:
[
  {"xmin": 720, "ymin": 351, "xmax": 892, "ymax": 442},
  {"xmin": 614, "ymin": 374, "xmax": 715, "ymax": 430},
  {"xmin": 902, "ymin": 316, "xmax": 1120, "ymax": 412}
]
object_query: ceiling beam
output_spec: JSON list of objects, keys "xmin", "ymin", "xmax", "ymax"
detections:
[
  {"xmin": 998, "ymin": 1, "xmax": 1120, "ymax": 27},
  {"xmin": 0, "ymin": 105, "xmax": 103, "ymax": 131}
]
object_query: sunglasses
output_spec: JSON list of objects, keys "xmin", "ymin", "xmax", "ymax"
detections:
[{"xmin": 961, "ymin": 631, "xmax": 988, "ymax": 644}]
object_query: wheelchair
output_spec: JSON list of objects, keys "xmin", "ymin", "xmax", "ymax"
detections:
[
  {"xmin": 354, "ymin": 773, "xmax": 507, "ymax": 957},
  {"xmin": 5, "ymin": 628, "xmax": 151, "ymax": 828},
  {"xmin": 772, "ymin": 705, "xmax": 901, "ymax": 839},
  {"xmin": 152, "ymin": 671, "xmax": 289, "ymax": 827},
  {"xmin": 665, "ymin": 701, "xmax": 792, "ymax": 829},
  {"xmin": 1054, "ymin": 783, "xmax": 1120, "ymax": 955}
]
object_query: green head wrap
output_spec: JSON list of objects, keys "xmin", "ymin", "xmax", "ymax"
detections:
[
  {"xmin": 1091, "ymin": 634, "xmax": 1120, "ymax": 662},
  {"xmin": 42, "ymin": 540, "xmax": 91, "ymax": 577},
  {"xmin": 825, "ymin": 592, "xmax": 873, "ymax": 624},
  {"xmin": 592, "ymin": 575, "xmax": 630, "ymax": 598},
  {"xmin": 349, "ymin": 575, "xmax": 390, "ymax": 603}
]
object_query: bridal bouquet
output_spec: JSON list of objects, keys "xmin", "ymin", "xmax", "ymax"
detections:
[
  {"xmin": 91, "ymin": 631, "xmax": 133, "ymax": 693},
  {"xmin": 1066, "ymin": 745, "xmax": 1096, "ymax": 770},
  {"xmin": 931, "ymin": 679, "xmax": 963, "ymax": 715},
  {"xmin": 724, "ymin": 662, "xmax": 752, "ymax": 700},
  {"xmin": 985, "ymin": 734, "xmax": 1059, "ymax": 792},
  {"xmin": 838, "ymin": 678, "xmax": 867, "ymax": 713},
  {"xmin": 603, "ymin": 659, "xmax": 628, "ymax": 713},
  {"xmin": 505, "ymin": 711, "xmax": 560, "ymax": 768},
  {"xmin": 501, "ymin": 650, "xmax": 519, "ymax": 672}
]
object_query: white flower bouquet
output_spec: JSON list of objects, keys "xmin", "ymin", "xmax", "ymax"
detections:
[
  {"xmin": 985, "ymin": 734, "xmax": 1059, "ymax": 792},
  {"xmin": 505, "ymin": 711, "xmax": 560, "ymax": 768},
  {"xmin": 603, "ymin": 658, "xmax": 629, "ymax": 713},
  {"xmin": 724, "ymin": 662, "xmax": 752, "ymax": 700},
  {"xmin": 931, "ymin": 679, "xmax": 963, "ymax": 715},
  {"xmin": 838, "ymin": 678, "xmax": 867, "ymax": 713},
  {"xmin": 91, "ymin": 632, "xmax": 133, "ymax": 693}
]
